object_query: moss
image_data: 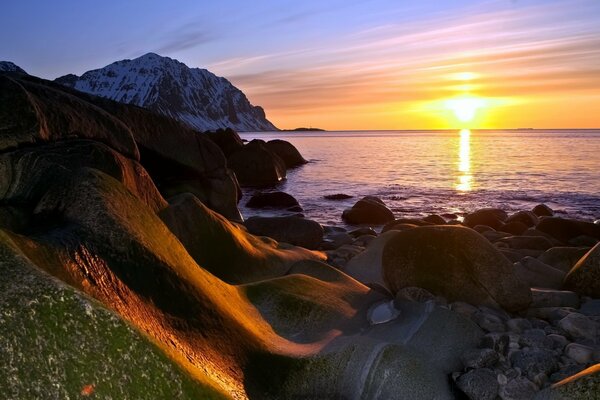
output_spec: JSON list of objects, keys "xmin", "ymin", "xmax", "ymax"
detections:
[{"xmin": 0, "ymin": 234, "xmax": 229, "ymax": 400}]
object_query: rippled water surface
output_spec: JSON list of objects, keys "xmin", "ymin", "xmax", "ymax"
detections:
[{"xmin": 239, "ymin": 130, "xmax": 600, "ymax": 227}]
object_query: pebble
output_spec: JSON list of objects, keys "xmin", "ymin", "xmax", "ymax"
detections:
[
  {"xmin": 557, "ymin": 313, "xmax": 598, "ymax": 341},
  {"xmin": 456, "ymin": 368, "xmax": 499, "ymax": 400},
  {"xmin": 519, "ymin": 329, "xmax": 553, "ymax": 349},
  {"xmin": 564, "ymin": 343, "xmax": 594, "ymax": 364},
  {"xmin": 481, "ymin": 333, "xmax": 510, "ymax": 356},
  {"xmin": 509, "ymin": 349, "xmax": 558, "ymax": 381},
  {"xmin": 506, "ymin": 318, "xmax": 532, "ymax": 333},
  {"xmin": 499, "ymin": 377, "xmax": 538, "ymax": 400},
  {"xmin": 472, "ymin": 310, "xmax": 506, "ymax": 332},
  {"xmin": 547, "ymin": 334, "xmax": 568, "ymax": 350},
  {"xmin": 462, "ymin": 348, "xmax": 500, "ymax": 369}
]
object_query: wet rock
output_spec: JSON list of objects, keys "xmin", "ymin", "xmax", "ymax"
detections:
[
  {"xmin": 533, "ymin": 204, "xmax": 554, "ymax": 217},
  {"xmin": 531, "ymin": 289, "xmax": 580, "ymax": 309},
  {"xmin": 342, "ymin": 196, "xmax": 394, "ymax": 225},
  {"xmin": 228, "ymin": 139, "xmax": 286, "ymax": 186},
  {"xmin": 565, "ymin": 343, "xmax": 594, "ymax": 364},
  {"xmin": 244, "ymin": 215, "xmax": 324, "ymax": 249},
  {"xmin": 564, "ymin": 243, "xmax": 600, "ymax": 298},
  {"xmin": 456, "ymin": 368, "xmax": 499, "ymax": 400},
  {"xmin": 463, "ymin": 208, "xmax": 508, "ymax": 230},
  {"xmin": 367, "ymin": 300, "xmax": 400, "ymax": 325},
  {"xmin": 514, "ymin": 257, "xmax": 565, "ymax": 289},
  {"xmin": 510, "ymin": 349, "xmax": 559, "ymax": 380},
  {"xmin": 323, "ymin": 193, "xmax": 352, "ymax": 200},
  {"xmin": 461, "ymin": 348, "xmax": 500, "ymax": 369},
  {"xmin": 349, "ymin": 227, "xmax": 377, "ymax": 238},
  {"xmin": 246, "ymin": 191, "xmax": 300, "ymax": 208},
  {"xmin": 507, "ymin": 318, "xmax": 533, "ymax": 333},
  {"xmin": 342, "ymin": 231, "xmax": 400, "ymax": 287},
  {"xmin": 265, "ymin": 139, "xmax": 307, "ymax": 168},
  {"xmin": 497, "ymin": 236, "xmax": 555, "ymax": 251},
  {"xmin": 352, "ymin": 234, "xmax": 376, "ymax": 247},
  {"xmin": 506, "ymin": 211, "xmax": 539, "ymax": 227},
  {"xmin": 382, "ymin": 226, "xmax": 531, "ymax": 312},
  {"xmin": 325, "ymin": 232, "xmax": 354, "ymax": 248},
  {"xmin": 538, "ymin": 247, "xmax": 590, "ymax": 273},
  {"xmin": 557, "ymin": 313, "xmax": 598, "ymax": 342},
  {"xmin": 537, "ymin": 217, "xmax": 600, "ymax": 244},
  {"xmin": 500, "ymin": 377, "xmax": 539, "ymax": 400},
  {"xmin": 423, "ymin": 214, "xmax": 446, "ymax": 224}
]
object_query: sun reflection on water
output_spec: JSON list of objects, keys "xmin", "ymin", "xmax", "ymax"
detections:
[{"xmin": 456, "ymin": 129, "xmax": 472, "ymax": 191}]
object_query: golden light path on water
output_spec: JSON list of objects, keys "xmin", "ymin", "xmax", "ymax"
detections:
[{"xmin": 456, "ymin": 128, "xmax": 472, "ymax": 192}]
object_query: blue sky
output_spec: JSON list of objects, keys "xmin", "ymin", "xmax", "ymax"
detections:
[{"xmin": 2, "ymin": 0, "xmax": 600, "ymax": 128}]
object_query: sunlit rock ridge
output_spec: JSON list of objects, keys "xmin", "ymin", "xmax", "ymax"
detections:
[{"xmin": 56, "ymin": 53, "xmax": 277, "ymax": 131}]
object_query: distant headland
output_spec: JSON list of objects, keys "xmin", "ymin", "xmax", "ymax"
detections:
[{"xmin": 282, "ymin": 127, "xmax": 326, "ymax": 132}]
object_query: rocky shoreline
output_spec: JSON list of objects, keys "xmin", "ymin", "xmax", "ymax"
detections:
[{"xmin": 1, "ymin": 69, "xmax": 600, "ymax": 399}]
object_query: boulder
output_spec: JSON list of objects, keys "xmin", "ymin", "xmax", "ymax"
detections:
[
  {"xmin": 265, "ymin": 139, "xmax": 307, "ymax": 168},
  {"xmin": 343, "ymin": 231, "xmax": 401, "ymax": 287},
  {"xmin": 501, "ymin": 377, "xmax": 539, "ymax": 400},
  {"xmin": 506, "ymin": 211, "xmax": 539, "ymax": 227},
  {"xmin": 324, "ymin": 193, "xmax": 352, "ymax": 200},
  {"xmin": 496, "ymin": 236, "xmax": 555, "ymax": 251},
  {"xmin": 537, "ymin": 217, "xmax": 600, "ymax": 244},
  {"xmin": 556, "ymin": 313, "xmax": 598, "ymax": 341},
  {"xmin": 456, "ymin": 368, "xmax": 499, "ymax": 400},
  {"xmin": 382, "ymin": 226, "xmax": 532, "ymax": 312},
  {"xmin": 510, "ymin": 349, "xmax": 559, "ymax": 381},
  {"xmin": 461, "ymin": 348, "xmax": 499, "ymax": 369},
  {"xmin": 246, "ymin": 191, "xmax": 300, "ymax": 209},
  {"xmin": 564, "ymin": 243, "xmax": 600, "ymax": 297},
  {"xmin": 463, "ymin": 208, "xmax": 508, "ymax": 230},
  {"xmin": 533, "ymin": 204, "xmax": 554, "ymax": 217},
  {"xmin": 228, "ymin": 139, "xmax": 286, "ymax": 186},
  {"xmin": 205, "ymin": 127, "xmax": 244, "ymax": 157},
  {"xmin": 342, "ymin": 196, "xmax": 394, "ymax": 225},
  {"xmin": 499, "ymin": 221, "xmax": 529, "ymax": 235},
  {"xmin": 538, "ymin": 247, "xmax": 591, "ymax": 274},
  {"xmin": 514, "ymin": 257, "xmax": 565, "ymax": 289},
  {"xmin": 382, "ymin": 218, "xmax": 432, "ymax": 232},
  {"xmin": 531, "ymin": 289, "xmax": 580, "ymax": 309},
  {"xmin": 565, "ymin": 343, "xmax": 594, "ymax": 364},
  {"xmin": 244, "ymin": 216, "xmax": 324, "ymax": 250},
  {"xmin": 423, "ymin": 214, "xmax": 446, "ymax": 225}
]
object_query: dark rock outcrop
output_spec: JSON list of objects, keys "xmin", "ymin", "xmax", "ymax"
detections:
[
  {"xmin": 463, "ymin": 208, "xmax": 508, "ymax": 230},
  {"xmin": 205, "ymin": 128, "xmax": 244, "ymax": 157},
  {"xmin": 382, "ymin": 226, "xmax": 532, "ymax": 311},
  {"xmin": 342, "ymin": 196, "xmax": 394, "ymax": 225},
  {"xmin": 246, "ymin": 191, "xmax": 300, "ymax": 209},
  {"xmin": 537, "ymin": 217, "xmax": 600, "ymax": 243},
  {"xmin": 564, "ymin": 242, "xmax": 600, "ymax": 297},
  {"xmin": 228, "ymin": 140, "xmax": 287, "ymax": 186},
  {"xmin": 244, "ymin": 216, "xmax": 324, "ymax": 249},
  {"xmin": 265, "ymin": 139, "xmax": 307, "ymax": 168}
]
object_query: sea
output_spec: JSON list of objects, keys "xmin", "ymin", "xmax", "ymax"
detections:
[{"xmin": 238, "ymin": 130, "xmax": 600, "ymax": 228}]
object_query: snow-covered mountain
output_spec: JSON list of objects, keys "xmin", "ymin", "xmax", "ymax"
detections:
[
  {"xmin": 55, "ymin": 53, "xmax": 277, "ymax": 131},
  {"xmin": 0, "ymin": 61, "xmax": 27, "ymax": 74}
]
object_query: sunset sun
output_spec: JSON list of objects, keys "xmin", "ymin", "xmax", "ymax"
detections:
[{"xmin": 445, "ymin": 96, "xmax": 485, "ymax": 123}]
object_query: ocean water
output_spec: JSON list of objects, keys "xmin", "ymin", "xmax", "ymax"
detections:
[{"xmin": 238, "ymin": 130, "xmax": 600, "ymax": 227}]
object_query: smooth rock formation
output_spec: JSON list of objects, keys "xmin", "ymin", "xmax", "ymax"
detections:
[
  {"xmin": 244, "ymin": 216, "xmax": 324, "ymax": 250},
  {"xmin": 382, "ymin": 226, "xmax": 532, "ymax": 312},
  {"xmin": 463, "ymin": 208, "xmax": 508, "ymax": 230},
  {"xmin": 533, "ymin": 204, "xmax": 554, "ymax": 217},
  {"xmin": 228, "ymin": 140, "xmax": 286, "ymax": 186},
  {"xmin": 514, "ymin": 257, "xmax": 566, "ymax": 289},
  {"xmin": 530, "ymin": 289, "xmax": 580, "ymax": 308},
  {"xmin": 246, "ymin": 191, "xmax": 300, "ymax": 209},
  {"xmin": 205, "ymin": 128, "xmax": 244, "ymax": 157},
  {"xmin": 537, "ymin": 217, "xmax": 600, "ymax": 243},
  {"xmin": 342, "ymin": 196, "xmax": 394, "ymax": 225},
  {"xmin": 343, "ymin": 231, "xmax": 401, "ymax": 287},
  {"xmin": 564, "ymin": 242, "xmax": 600, "ymax": 297},
  {"xmin": 538, "ymin": 247, "xmax": 591, "ymax": 274},
  {"xmin": 265, "ymin": 139, "xmax": 307, "ymax": 168}
]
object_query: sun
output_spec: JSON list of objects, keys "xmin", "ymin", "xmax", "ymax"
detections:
[{"xmin": 445, "ymin": 97, "xmax": 485, "ymax": 122}]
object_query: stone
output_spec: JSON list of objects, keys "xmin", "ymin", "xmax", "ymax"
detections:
[
  {"xmin": 537, "ymin": 243, "xmax": 594, "ymax": 274},
  {"xmin": 246, "ymin": 191, "xmax": 300, "ymax": 208},
  {"xmin": 423, "ymin": 214, "xmax": 446, "ymax": 224},
  {"xmin": 507, "ymin": 318, "xmax": 533, "ymax": 333},
  {"xmin": 537, "ymin": 217, "xmax": 600, "ymax": 244},
  {"xmin": 352, "ymin": 235, "xmax": 376, "ymax": 247},
  {"xmin": 450, "ymin": 302, "xmax": 480, "ymax": 318},
  {"xmin": 501, "ymin": 249, "xmax": 526, "ymax": 262},
  {"xmin": 510, "ymin": 349, "xmax": 559, "ymax": 381},
  {"xmin": 349, "ymin": 227, "xmax": 377, "ymax": 238},
  {"xmin": 531, "ymin": 289, "xmax": 580, "ymax": 308},
  {"xmin": 367, "ymin": 300, "xmax": 400, "ymax": 325},
  {"xmin": 324, "ymin": 193, "xmax": 352, "ymax": 200},
  {"xmin": 580, "ymin": 299, "xmax": 600, "ymax": 316},
  {"xmin": 514, "ymin": 257, "xmax": 565, "ymax": 289},
  {"xmin": 342, "ymin": 196, "xmax": 394, "ymax": 225},
  {"xmin": 324, "ymin": 232, "xmax": 354, "ymax": 249},
  {"xmin": 499, "ymin": 222, "xmax": 529, "ymax": 235},
  {"xmin": 507, "ymin": 211, "xmax": 539, "ymax": 227},
  {"xmin": 204, "ymin": 127, "xmax": 244, "ymax": 157},
  {"xmin": 526, "ymin": 307, "xmax": 576, "ymax": 322},
  {"xmin": 228, "ymin": 139, "xmax": 287, "ymax": 186},
  {"xmin": 497, "ymin": 236, "xmax": 555, "ymax": 251},
  {"xmin": 382, "ymin": 218, "xmax": 433, "ymax": 232},
  {"xmin": 533, "ymin": 204, "xmax": 554, "ymax": 217},
  {"xmin": 500, "ymin": 377, "xmax": 539, "ymax": 400},
  {"xmin": 557, "ymin": 313, "xmax": 598, "ymax": 341},
  {"xmin": 564, "ymin": 243, "xmax": 600, "ymax": 298},
  {"xmin": 461, "ymin": 348, "xmax": 500, "ymax": 369},
  {"xmin": 382, "ymin": 226, "xmax": 532, "ymax": 312},
  {"xmin": 547, "ymin": 334, "xmax": 569, "ymax": 351},
  {"xmin": 244, "ymin": 215, "xmax": 324, "ymax": 249},
  {"xmin": 548, "ymin": 364, "xmax": 587, "ymax": 383},
  {"xmin": 395, "ymin": 287, "xmax": 436, "ymax": 304},
  {"xmin": 342, "ymin": 231, "xmax": 401, "ymax": 287},
  {"xmin": 565, "ymin": 343, "xmax": 594, "ymax": 364},
  {"xmin": 265, "ymin": 139, "xmax": 307, "ymax": 168},
  {"xmin": 473, "ymin": 225, "xmax": 495, "ymax": 233},
  {"xmin": 456, "ymin": 368, "xmax": 499, "ymax": 400},
  {"xmin": 481, "ymin": 333, "xmax": 511, "ymax": 356},
  {"xmin": 519, "ymin": 329, "xmax": 553, "ymax": 349},
  {"xmin": 472, "ymin": 311, "xmax": 507, "ymax": 333},
  {"xmin": 483, "ymin": 230, "xmax": 511, "ymax": 242},
  {"xmin": 463, "ymin": 208, "xmax": 508, "ymax": 230},
  {"xmin": 569, "ymin": 235, "xmax": 599, "ymax": 247},
  {"xmin": 536, "ymin": 364, "xmax": 600, "ymax": 399}
]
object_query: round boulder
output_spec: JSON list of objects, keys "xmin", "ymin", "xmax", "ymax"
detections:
[
  {"xmin": 246, "ymin": 191, "xmax": 300, "ymax": 209},
  {"xmin": 244, "ymin": 216, "xmax": 324, "ymax": 250},
  {"xmin": 564, "ymin": 242, "xmax": 600, "ymax": 297},
  {"xmin": 463, "ymin": 208, "xmax": 508, "ymax": 230},
  {"xmin": 265, "ymin": 139, "xmax": 307, "ymax": 168},
  {"xmin": 382, "ymin": 225, "xmax": 532, "ymax": 312},
  {"xmin": 228, "ymin": 139, "xmax": 286, "ymax": 186},
  {"xmin": 342, "ymin": 196, "xmax": 394, "ymax": 225},
  {"xmin": 533, "ymin": 203, "xmax": 554, "ymax": 217}
]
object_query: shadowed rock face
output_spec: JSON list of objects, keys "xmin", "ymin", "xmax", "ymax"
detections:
[
  {"xmin": 564, "ymin": 243, "xmax": 600, "ymax": 297},
  {"xmin": 228, "ymin": 140, "xmax": 287, "ymax": 187},
  {"xmin": 382, "ymin": 225, "xmax": 532, "ymax": 312}
]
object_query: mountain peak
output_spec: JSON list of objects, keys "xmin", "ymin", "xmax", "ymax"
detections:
[
  {"xmin": 55, "ymin": 54, "xmax": 276, "ymax": 131},
  {"xmin": 0, "ymin": 61, "xmax": 28, "ymax": 74}
]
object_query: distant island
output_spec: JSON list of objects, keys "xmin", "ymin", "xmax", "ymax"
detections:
[{"xmin": 282, "ymin": 127, "xmax": 326, "ymax": 131}]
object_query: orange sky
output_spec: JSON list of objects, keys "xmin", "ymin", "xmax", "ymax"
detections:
[{"xmin": 217, "ymin": 1, "xmax": 600, "ymax": 130}]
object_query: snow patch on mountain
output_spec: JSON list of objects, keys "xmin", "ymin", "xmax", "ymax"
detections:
[{"xmin": 55, "ymin": 53, "xmax": 277, "ymax": 131}]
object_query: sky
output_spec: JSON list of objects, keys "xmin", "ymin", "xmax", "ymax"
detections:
[{"xmin": 2, "ymin": 0, "xmax": 600, "ymax": 129}]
